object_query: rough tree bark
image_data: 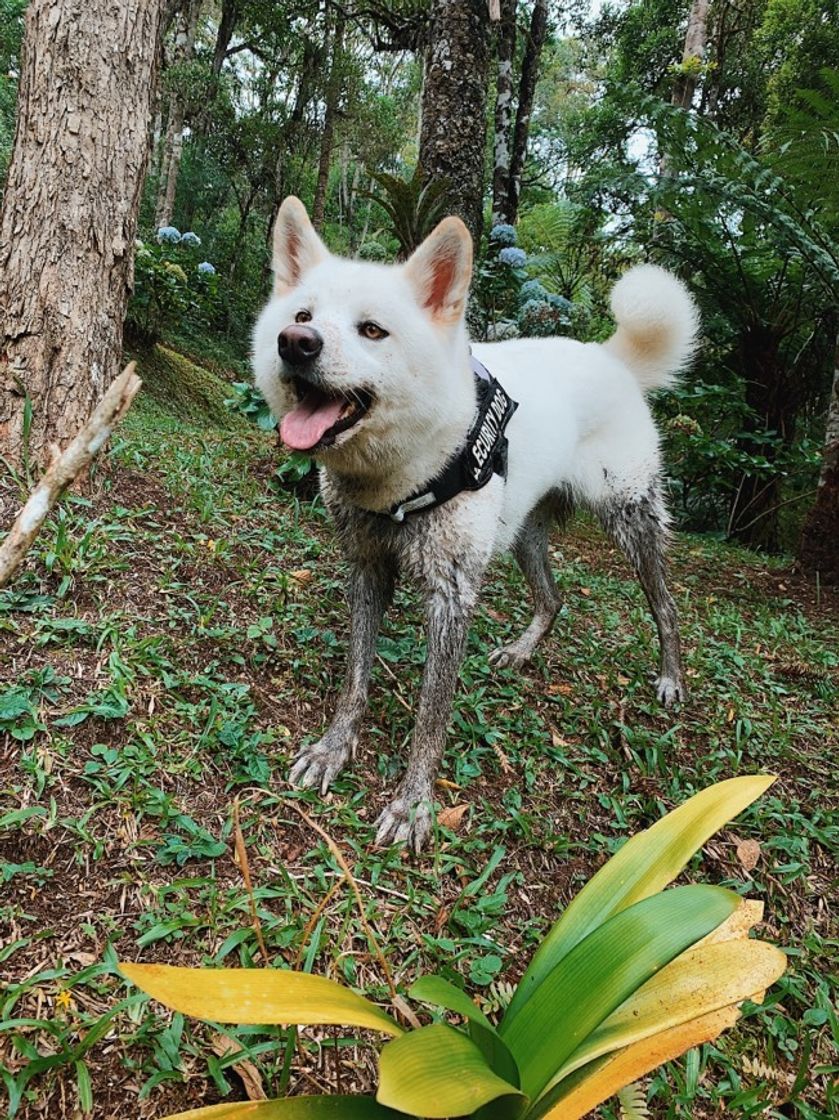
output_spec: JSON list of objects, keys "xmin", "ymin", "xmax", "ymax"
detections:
[
  {"xmin": 0, "ymin": 0, "xmax": 167, "ymax": 470},
  {"xmin": 798, "ymin": 339, "xmax": 839, "ymax": 582},
  {"xmin": 418, "ymin": 0, "xmax": 491, "ymax": 248},
  {"xmin": 312, "ymin": 13, "xmax": 346, "ymax": 231},
  {"xmin": 155, "ymin": 0, "xmax": 204, "ymax": 229},
  {"xmin": 506, "ymin": 0, "xmax": 548, "ymax": 225},
  {"xmin": 672, "ymin": 0, "xmax": 710, "ymax": 110},
  {"xmin": 491, "ymin": 0, "xmax": 517, "ymax": 226}
]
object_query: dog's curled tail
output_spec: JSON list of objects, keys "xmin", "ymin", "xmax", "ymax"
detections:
[{"xmin": 603, "ymin": 263, "xmax": 699, "ymax": 392}]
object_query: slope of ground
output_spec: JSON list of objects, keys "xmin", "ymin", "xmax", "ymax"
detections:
[{"xmin": 1, "ymin": 372, "xmax": 837, "ymax": 1119}]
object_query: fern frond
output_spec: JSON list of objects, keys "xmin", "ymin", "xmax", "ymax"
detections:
[{"xmin": 617, "ymin": 1082, "xmax": 651, "ymax": 1120}]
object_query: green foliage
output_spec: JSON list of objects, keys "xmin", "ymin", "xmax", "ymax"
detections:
[
  {"xmin": 360, "ymin": 166, "xmax": 453, "ymax": 259},
  {"xmin": 127, "ymin": 234, "xmax": 220, "ymax": 347},
  {"xmin": 0, "ymin": 0, "xmax": 25, "ymax": 180}
]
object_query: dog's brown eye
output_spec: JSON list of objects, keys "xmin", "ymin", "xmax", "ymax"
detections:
[
  {"xmin": 359, "ymin": 321, "xmax": 388, "ymax": 341},
  {"xmin": 295, "ymin": 310, "xmax": 312, "ymax": 324}
]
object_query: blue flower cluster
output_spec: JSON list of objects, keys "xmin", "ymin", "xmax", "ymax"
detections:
[
  {"xmin": 197, "ymin": 261, "xmax": 216, "ymax": 275},
  {"xmin": 499, "ymin": 246, "xmax": 527, "ymax": 268},
  {"xmin": 157, "ymin": 226, "xmax": 181, "ymax": 244},
  {"xmin": 180, "ymin": 231, "xmax": 202, "ymax": 247},
  {"xmin": 489, "ymin": 223, "xmax": 517, "ymax": 247},
  {"xmin": 520, "ymin": 278, "xmax": 548, "ymax": 303}
]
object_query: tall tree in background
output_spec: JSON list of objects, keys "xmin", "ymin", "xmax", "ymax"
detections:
[
  {"xmin": 491, "ymin": 0, "xmax": 517, "ymax": 225},
  {"xmin": 419, "ymin": 0, "xmax": 490, "ymax": 247},
  {"xmin": 312, "ymin": 10, "xmax": 346, "ymax": 230},
  {"xmin": 0, "ymin": 0, "xmax": 167, "ymax": 469},
  {"xmin": 506, "ymin": 0, "xmax": 548, "ymax": 224},
  {"xmin": 155, "ymin": 0, "xmax": 204, "ymax": 229}
]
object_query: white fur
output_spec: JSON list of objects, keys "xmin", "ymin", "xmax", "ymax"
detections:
[{"xmin": 252, "ymin": 201, "xmax": 699, "ymax": 558}]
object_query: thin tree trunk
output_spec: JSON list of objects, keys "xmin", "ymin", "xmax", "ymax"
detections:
[
  {"xmin": 798, "ymin": 336, "xmax": 839, "ymax": 582},
  {"xmin": 154, "ymin": 0, "xmax": 203, "ymax": 229},
  {"xmin": 672, "ymin": 0, "xmax": 710, "ymax": 110},
  {"xmin": 507, "ymin": 0, "xmax": 548, "ymax": 226},
  {"xmin": 212, "ymin": 0, "xmax": 239, "ymax": 78},
  {"xmin": 418, "ymin": 0, "xmax": 491, "ymax": 248},
  {"xmin": 491, "ymin": 0, "xmax": 517, "ymax": 226},
  {"xmin": 312, "ymin": 13, "xmax": 346, "ymax": 231},
  {"xmin": 0, "ymin": 0, "xmax": 167, "ymax": 469}
]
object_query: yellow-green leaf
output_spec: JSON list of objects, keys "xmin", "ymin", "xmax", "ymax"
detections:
[
  {"xmin": 531, "ymin": 1002, "xmax": 749, "ymax": 1120},
  {"xmin": 120, "ymin": 964, "xmax": 402, "ymax": 1035},
  {"xmin": 499, "ymin": 885, "xmax": 739, "ymax": 1100},
  {"xmin": 543, "ymin": 936, "xmax": 786, "ymax": 1089},
  {"xmin": 408, "ymin": 975, "xmax": 520, "ymax": 1087},
  {"xmin": 377, "ymin": 1023, "xmax": 524, "ymax": 1118},
  {"xmin": 160, "ymin": 1095, "xmax": 403, "ymax": 1120},
  {"xmin": 504, "ymin": 775, "xmax": 774, "ymax": 1024}
]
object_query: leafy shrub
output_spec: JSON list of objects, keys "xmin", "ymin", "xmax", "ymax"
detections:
[{"xmin": 126, "ymin": 229, "xmax": 219, "ymax": 346}]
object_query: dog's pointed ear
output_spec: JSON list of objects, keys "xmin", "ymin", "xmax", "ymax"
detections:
[
  {"xmin": 272, "ymin": 196, "xmax": 327, "ymax": 294},
  {"xmin": 404, "ymin": 217, "xmax": 473, "ymax": 324}
]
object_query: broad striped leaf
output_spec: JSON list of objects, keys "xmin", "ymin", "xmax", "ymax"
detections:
[
  {"xmin": 543, "ymin": 936, "xmax": 786, "ymax": 1087},
  {"xmin": 408, "ymin": 975, "xmax": 519, "ymax": 1086},
  {"xmin": 499, "ymin": 885, "xmax": 739, "ymax": 1100},
  {"xmin": 120, "ymin": 964, "xmax": 402, "ymax": 1036},
  {"xmin": 161, "ymin": 1095, "xmax": 403, "ymax": 1120},
  {"xmin": 377, "ymin": 1023, "xmax": 523, "ymax": 1119},
  {"xmin": 528, "ymin": 1002, "xmax": 749, "ymax": 1120},
  {"xmin": 504, "ymin": 775, "xmax": 774, "ymax": 1024}
]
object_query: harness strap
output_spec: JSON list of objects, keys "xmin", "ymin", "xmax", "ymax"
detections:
[{"xmin": 385, "ymin": 357, "xmax": 518, "ymax": 523}]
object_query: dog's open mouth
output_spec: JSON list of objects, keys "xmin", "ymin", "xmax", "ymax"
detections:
[{"xmin": 280, "ymin": 378, "xmax": 374, "ymax": 452}]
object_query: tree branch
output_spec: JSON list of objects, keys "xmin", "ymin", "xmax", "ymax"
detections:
[{"xmin": 0, "ymin": 364, "xmax": 142, "ymax": 588}]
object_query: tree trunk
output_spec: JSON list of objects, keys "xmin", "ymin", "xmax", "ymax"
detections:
[
  {"xmin": 0, "ymin": 0, "xmax": 167, "ymax": 470},
  {"xmin": 728, "ymin": 323, "xmax": 787, "ymax": 551},
  {"xmin": 672, "ymin": 0, "xmax": 710, "ymax": 110},
  {"xmin": 154, "ymin": 0, "xmax": 203, "ymax": 229},
  {"xmin": 506, "ymin": 0, "xmax": 548, "ymax": 225},
  {"xmin": 418, "ymin": 0, "xmax": 491, "ymax": 249},
  {"xmin": 491, "ymin": 0, "xmax": 517, "ymax": 226},
  {"xmin": 212, "ymin": 0, "xmax": 239, "ymax": 78},
  {"xmin": 312, "ymin": 13, "xmax": 346, "ymax": 231},
  {"xmin": 798, "ymin": 337, "xmax": 839, "ymax": 582}
]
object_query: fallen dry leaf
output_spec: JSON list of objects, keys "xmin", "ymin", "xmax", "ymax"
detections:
[
  {"xmin": 438, "ymin": 804, "xmax": 469, "ymax": 831},
  {"xmin": 210, "ymin": 1033, "xmax": 267, "ymax": 1100},
  {"xmin": 289, "ymin": 569, "xmax": 313, "ymax": 584},
  {"xmin": 735, "ymin": 837, "xmax": 761, "ymax": 873}
]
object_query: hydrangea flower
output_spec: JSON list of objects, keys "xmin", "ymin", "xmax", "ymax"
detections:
[
  {"xmin": 499, "ymin": 246, "xmax": 527, "ymax": 268},
  {"xmin": 548, "ymin": 293, "xmax": 573, "ymax": 312},
  {"xmin": 197, "ymin": 261, "xmax": 216, "ymax": 275},
  {"xmin": 157, "ymin": 226, "xmax": 182, "ymax": 244},
  {"xmin": 180, "ymin": 231, "xmax": 201, "ymax": 247},
  {"xmin": 519, "ymin": 279, "xmax": 548, "ymax": 303},
  {"xmin": 489, "ymin": 223, "xmax": 517, "ymax": 247}
]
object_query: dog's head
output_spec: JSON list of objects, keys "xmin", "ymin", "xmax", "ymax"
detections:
[{"xmin": 252, "ymin": 196, "xmax": 474, "ymax": 478}]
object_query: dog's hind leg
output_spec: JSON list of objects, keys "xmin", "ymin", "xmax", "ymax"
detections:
[
  {"xmin": 595, "ymin": 481, "xmax": 685, "ymax": 707},
  {"xmin": 290, "ymin": 561, "xmax": 395, "ymax": 793},
  {"xmin": 489, "ymin": 494, "xmax": 570, "ymax": 670}
]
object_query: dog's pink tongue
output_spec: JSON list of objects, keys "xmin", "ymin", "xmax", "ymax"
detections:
[{"xmin": 280, "ymin": 394, "xmax": 344, "ymax": 451}]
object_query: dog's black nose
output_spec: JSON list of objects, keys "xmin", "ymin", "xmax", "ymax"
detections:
[{"xmin": 278, "ymin": 324, "xmax": 324, "ymax": 366}]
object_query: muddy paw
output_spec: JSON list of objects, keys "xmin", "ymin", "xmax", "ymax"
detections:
[
  {"xmin": 288, "ymin": 732, "xmax": 355, "ymax": 795},
  {"xmin": 656, "ymin": 675, "xmax": 686, "ymax": 707},
  {"xmin": 374, "ymin": 792, "xmax": 434, "ymax": 853},
  {"xmin": 488, "ymin": 642, "xmax": 532, "ymax": 671}
]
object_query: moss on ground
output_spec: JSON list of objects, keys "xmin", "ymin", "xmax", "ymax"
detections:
[{"xmin": 128, "ymin": 343, "xmax": 248, "ymax": 430}]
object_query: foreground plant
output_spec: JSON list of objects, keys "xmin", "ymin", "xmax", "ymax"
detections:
[{"xmin": 121, "ymin": 776, "xmax": 786, "ymax": 1119}]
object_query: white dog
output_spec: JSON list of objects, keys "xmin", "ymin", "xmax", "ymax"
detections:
[{"xmin": 252, "ymin": 196, "xmax": 699, "ymax": 850}]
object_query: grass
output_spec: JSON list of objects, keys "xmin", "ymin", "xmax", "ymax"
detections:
[{"xmin": 0, "ymin": 349, "xmax": 837, "ymax": 1119}]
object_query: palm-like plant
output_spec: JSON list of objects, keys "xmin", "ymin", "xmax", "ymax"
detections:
[
  {"xmin": 360, "ymin": 166, "xmax": 453, "ymax": 259},
  {"xmin": 122, "ymin": 776, "xmax": 785, "ymax": 1120}
]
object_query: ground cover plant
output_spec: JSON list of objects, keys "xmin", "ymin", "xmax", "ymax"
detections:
[{"xmin": 0, "ymin": 353, "xmax": 837, "ymax": 1119}]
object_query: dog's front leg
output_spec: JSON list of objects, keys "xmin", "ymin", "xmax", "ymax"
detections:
[
  {"xmin": 375, "ymin": 575, "xmax": 478, "ymax": 853},
  {"xmin": 290, "ymin": 561, "xmax": 394, "ymax": 793}
]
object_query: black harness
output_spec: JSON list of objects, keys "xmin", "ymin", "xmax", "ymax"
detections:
[{"xmin": 385, "ymin": 357, "xmax": 518, "ymax": 523}]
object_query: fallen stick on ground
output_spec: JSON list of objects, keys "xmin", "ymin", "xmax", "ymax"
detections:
[{"xmin": 0, "ymin": 363, "xmax": 142, "ymax": 589}]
